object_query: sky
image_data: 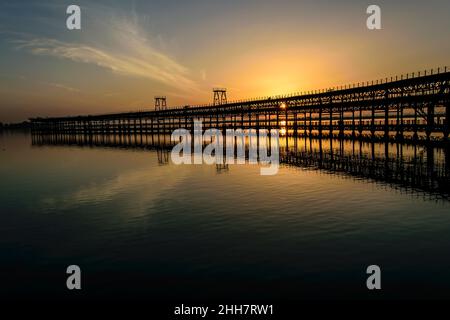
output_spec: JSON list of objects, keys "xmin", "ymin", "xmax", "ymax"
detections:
[{"xmin": 0, "ymin": 0, "xmax": 449, "ymax": 122}]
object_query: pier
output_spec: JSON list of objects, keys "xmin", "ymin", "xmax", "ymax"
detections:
[{"xmin": 30, "ymin": 69, "xmax": 450, "ymax": 141}]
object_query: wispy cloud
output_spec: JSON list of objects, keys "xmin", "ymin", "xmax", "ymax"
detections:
[
  {"xmin": 11, "ymin": 7, "xmax": 201, "ymax": 94},
  {"xmin": 15, "ymin": 37, "xmax": 199, "ymax": 93}
]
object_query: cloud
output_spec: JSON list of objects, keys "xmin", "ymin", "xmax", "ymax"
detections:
[
  {"xmin": 10, "ymin": 7, "xmax": 202, "ymax": 94},
  {"xmin": 15, "ymin": 37, "xmax": 199, "ymax": 93}
]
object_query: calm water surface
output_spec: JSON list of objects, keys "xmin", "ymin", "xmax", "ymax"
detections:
[{"xmin": 1, "ymin": 132, "xmax": 450, "ymax": 300}]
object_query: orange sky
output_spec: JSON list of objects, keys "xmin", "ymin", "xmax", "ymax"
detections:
[{"xmin": 1, "ymin": 0, "xmax": 450, "ymax": 122}]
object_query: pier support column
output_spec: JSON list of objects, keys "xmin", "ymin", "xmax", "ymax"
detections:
[
  {"xmin": 371, "ymin": 105, "xmax": 375, "ymax": 139},
  {"xmin": 284, "ymin": 106, "xmax": 288, "ymax": 136},
  {"xmin": 413, "ymin": 104, "xmax": 418, "ymax": 140},
  {"xmin": 358, "ymin": 108, "xmax": 363, "ymax": 137},
  {"xmin": 276, "ymin": 110, "xmax": 279, "ymax": 130},
  {"xmin": 309, "ymin": 110, "xmax": 312, "ymax": 137},
  {"xmin": 395, "ymin": 104, "xmax": 402, "ymax": 141},
  {"xmin": 384, "ymin": 103, "xmax": 389, "ymax": 141},
  {"xmin": 398, "ymin": 104, "xmax": 404, "ymax": 141},
  {"xmin": 294, "ymin": 112, "xmax": 298, "ymax": 137},
  {"xmin": 444, "ymin": 101, "xmax": 450, "ymax": 140},
  {"xmin": 329, "ymin": 108, "xmax": 333, "ymax": 138},
  {"xmin": 339, "ymin": 107, "xmax": 344, "ymax": 138},
  {"xmin": 318, "ymin": 102, "xmax": 323, "ymax": 137},
  {"xmin": 351, "ymin": 108, "xmax": 356, "ymax": 138},
  {"xmin": 426, "ymin": 103, "xmax": 435, "ymax": 140},
  {"xmin": 304, "ymin": 112, "xmax": 307, "ymax": 136},
  {"xmin": 256, "ymin": 113, "xmax": 259, "ymax": 133}
]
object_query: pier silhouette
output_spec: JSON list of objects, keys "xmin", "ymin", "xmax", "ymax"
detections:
[{"xmin": 30, "ymin": 69, "xmax": 450, "ymax": 142}]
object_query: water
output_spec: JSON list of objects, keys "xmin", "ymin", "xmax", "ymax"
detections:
[{"xmin": 1, "ymin": 131, "xmax": 450, "ymax": 301}]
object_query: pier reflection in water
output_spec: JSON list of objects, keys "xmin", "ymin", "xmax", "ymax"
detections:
[
  {"xmin": 2, "ymin": 131, "xmax": 450, "ymax": 300},
  {"xmin": 32, "ymin": 132, "xmax": 450, "ymax": 200}
]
